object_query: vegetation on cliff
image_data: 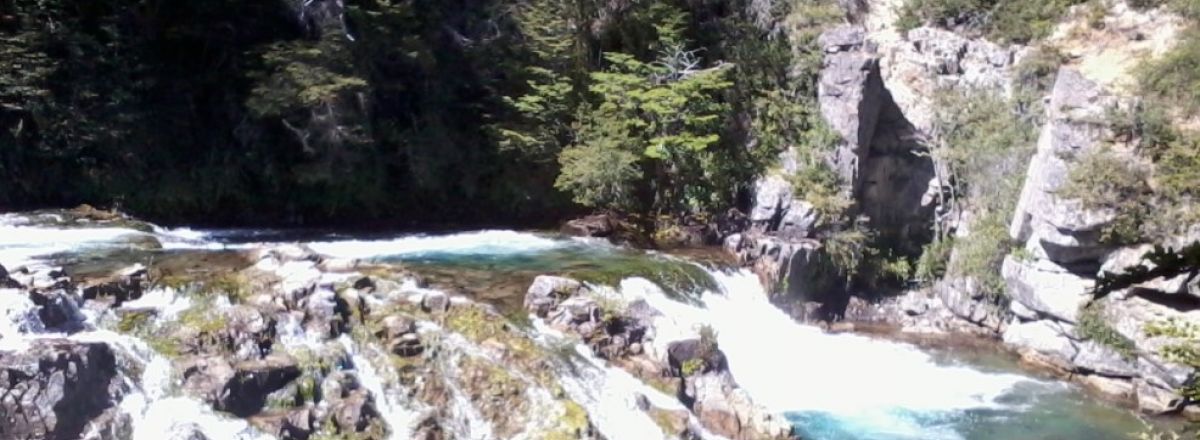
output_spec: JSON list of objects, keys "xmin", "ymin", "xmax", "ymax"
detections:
[{"xmin": 0, "ymin": 0, "xmax": 805, "ymax": 230}]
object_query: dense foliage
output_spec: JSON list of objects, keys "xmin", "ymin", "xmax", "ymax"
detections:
[
  {"xmin": 0, "ymin": 0, "xmax": 799, "ymax": 228},
  {"xmin": 896, "ymin": 0, "xmax": 1087, "ymax": 43}
]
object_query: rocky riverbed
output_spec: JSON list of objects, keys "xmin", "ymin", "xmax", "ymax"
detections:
[{"xmin": 0, "ymin": 208, "xmax": 1175, "ymax": 439}]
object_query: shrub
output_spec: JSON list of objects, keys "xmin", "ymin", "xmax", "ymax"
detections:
[
  {"xmin": 1136, "ymin": 26, "xmax": 1200, "ymax": 116},
  {"xmin": 1076, "ymin": 302, "xmax": 1137, "ymax": 359},
  {"xmin": 1014, "ymin": 45, "xmax": 1068, "ymax": 97},
  {"xmin": 948, "ymin": 210, "xmax": 1013, "ymax": 298},
  {"xmin": 915, "ymin": 236, "xmax": 954, "ymax": 284},
  {"xmin": 822, "ymin": 219, "xmax": 874, "ymax": 281},
  {"xmin": 896, "ymin": 0, "xmax": 1088, "ymax": 43},
  {"xmin": 1058, "ymin": 147, "xmax": 1153, "ymax": 244}
]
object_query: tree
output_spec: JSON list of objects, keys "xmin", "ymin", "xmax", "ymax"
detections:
[{"xmin": 555, "ymin": 51, "xmax": 733, "ymax": 214}]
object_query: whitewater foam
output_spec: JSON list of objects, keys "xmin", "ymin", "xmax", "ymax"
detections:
[
  {"xmin": 613, "ymin": 268, "xmax": 1050, "ymax": 440},
  {"xmin": 306, "ymin": 230, "xmax": 568, "ymax": 260}
]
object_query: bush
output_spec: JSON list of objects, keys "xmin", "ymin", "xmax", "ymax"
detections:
[
  {"xmin": 948, "ymin": 210, "xmax": 1013, "ymax": 298},
  {"xmin": 1076, "ymin": 302, "xmax": 1137, "ymax": 359},
  {"xmin": 915, "ymin": 237, "xmax": 954, "ymax": 284},
  {"xmin": 1014, "ymin": 45, "xmax": 1067, "ymax": 97},
  {"xmin": 1058, "ymin": 147, "xmax": 1153, "ymax": 244},
  {"xmin": 896, "ymin": 0, "xmax": 1088, "ymax": 43},
  {"xmin": 1137, "ymin": 26, "xmax": 1200, "ymax": 116}
]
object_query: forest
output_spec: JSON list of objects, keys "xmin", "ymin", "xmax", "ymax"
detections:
[{"xmin": 0, "ymin": 0, "xmax": 822, "ymax": 228}]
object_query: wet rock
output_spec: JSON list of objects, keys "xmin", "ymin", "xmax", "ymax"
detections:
[
  {"xmin": 420, "ymin": 290, "xmax": 450, "ymax": 314},
  {"xmin": 303, "ymin": 286, "xmax": 348, "ymax": 338},
  {"xmin": 182, "ymin": 354, "xmax": 301, "ymax": 417},
  {"xmin": 226, "ymin": 305, "xmax": 277, "ymax": 359},
  {"xmin": 562, "ymin": 214, "xmax": 616, "ymax": 237},
  {"xmin": 666, "ymin": 339, "xmax": 728, "ymax": 377},
  {"xmin": 0, "ymin": 263, "xmax": 20, "ymax": 288},
  {"xmin": 352, "ymin": 276, "xmax": 376, "ymax": 291},
  {"xmin": 80, "ymin": 407, "xmax": 133, "ymax": 440},
  {"xmin": 0, "ymin": 340, "xmax": 122, "ymax": 440},
  {"xmin": 321, "ymin": 371, "xmax": 381, "ymax": 435},
  {"xmin": 525, "ymin": 275, "xmax": 586, "ymax": 317},
  {"xmin": 81, "ymin": 266, "xmax": 147, "ymax": 307},
  {"xmin": 685, "ymin": 374, "xmax": 797, "ymax": 440},
  {"xmin": 29, "ymin": 288, "xmax": 86, "ymax": 332},
  {"xmin": 333, "ymin": 389, "xmax": 377, "ymax": 432},
  {"xmin": 377, "ymin": 315, "xmax": 424, "ymax": 357},
  {"xmin": 251, "ymin": 408, "xmax": 316, "ymax": 440}
]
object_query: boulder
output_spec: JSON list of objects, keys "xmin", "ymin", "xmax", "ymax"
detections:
[
  {"xmin": 1002, "ymin": 319, "xmax": 1078, "ymax": 370},
  {"xmin": 29, "ymin": 288, "xmax": 86, "ymax": 332},
  {"xmin": 666, "ymin": 339, "xmax": 728, "ymax": 377},
  {"xmin": 685, "ymin": 373, "xmax": 797, "ymax": 440},
  {"xmin": 524, "ymin": 276, "xmax": 585, "ymax": 317},
  {"xmin": 1002, "ymin": 257, "xmax": 1092, "ymax": 323},
  {"xmin": 377, "ymin": 315, "xmax": 424, "ymax": 357},
  {"xmin": 419, "ymin": 290, "xmax": 450, "ymax": 314},
  {"xmin": 935, "ymin": 277, "xmax": 1007, "ymax": 332},
  {"xmin": 81, "ymin": 265, "xmax": 147, "ymax": 307},
  {"xmin": 1073, "ymin": 341, "xmax": 1139, "ymax": 377},
  {"xmin": 182, "ymin": 354, "xmax": 301, "ymax": 417},
  {"xmin": 561, "ymin": 214, "xmax": 615, "ymax": 237},
  {"xmin": 225, "ymin": 306, "xmax": 277, "ymax": 359},
  {"xmin": 0, "ymin": 340, "xmax": 122, "ymax": 440}
]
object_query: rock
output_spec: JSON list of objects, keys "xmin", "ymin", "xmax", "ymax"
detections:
[
  {"xmin": 524, "ymin": 276, "xmax": 585, "ymax": 317},
  {"xmin": 352, "ymin": 276, "xmax": 376, "ymax": 291},
  {"xmin": 685, "ymin": 374, "xmax": 797, "ymax": 440},
  {"xmin": 1009, "ymin": 69, "xmax": 1120, "ymax": 265},
  {"xmin": 1002, "ymin": 319, "xmax": 1078, "ymax": 371},
  {"xmin": 666, "ymin": 339, "xmax": 728, "ymax": 377},
  {"xmin": 303, "ymin": 286, "xmax": 349, "ymax": 338},
  {"xmin": 182, "ymin": 354, "xmax": 301, "ymax": 417},
  {"xmin": 1134, "ymin": 378, "xmax": 1188, "ymax": 414},
  {"xmin": 377, "ymin": 314, "xmax": 425, "ymax": 357},
  {"xmin": 562, "ymin": 214, "xmax": 616, "ymax": 237},
  {"xmin": 81, "ymin": 266, "xmax": 147, "ymax": 307},
  {"xmin": 1002, "ymin": 257, "xmax": 1092, "ymax": 323},
  {"xmin": 419, "ymin": 290, "xmax": 450, "ymax": 314},
  {"xmin": 1080, "ymin": 375, "xmax": 1135, "ymax": 400},
  {"xmin": 1073, "ymin": 341, "xmax": 1138, "ymax": 377},
  {"xmin": 225, "ymin": 306, "xmax": 276, "ymax": 359},
  {"xmin": 250, "ymin": 408, "xmax": 315, "ymax": 440},
  {"xmin": 549, "ymin": 296, "xmax": 600, "ymax": 327},
  {"xmin": 1101, "ymin": 245, "xmax": 1199, "ymax": 298},
  {"xmin": 935, "ymin": 277, "xmax": 1007, "ymax": 332},
  {"xmin": 29, "ymin": 288, "xmax": 86, "ymax": 332},
  {"xmin": 878, "ymin": 26, "xmax": 1016, "ymax": 134},
  {"xmin": 0, "ymin": 340, "xmax": 122, "ymax": 440},
  {"xmin": 748, "ymin": 175, "xmax": 796, "ymax": 227},
  {"xmin": 819, "ymin": 25, "xmax": 880, "ymax": 158},
  {"xmin": 333, "ymin": 389, "xmax": 378, "ymax": 432}
]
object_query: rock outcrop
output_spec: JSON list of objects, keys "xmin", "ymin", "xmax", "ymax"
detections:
[
  {"xmin": 0, "ymin": 340, "xmax": 123, "ymax": 440},
  {"xmin": 1002, "ymin": 68, "xmax": 1198, "ymax": 414}
]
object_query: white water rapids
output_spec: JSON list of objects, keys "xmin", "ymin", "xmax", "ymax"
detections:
[{"xmin": 0, "ymin": 221, "xmax": 1139, "ymax": 440}]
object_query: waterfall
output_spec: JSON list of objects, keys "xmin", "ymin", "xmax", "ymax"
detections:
[{"xmin": 618, "ymin": 268, "xmax": 1050, "ymax": 440}]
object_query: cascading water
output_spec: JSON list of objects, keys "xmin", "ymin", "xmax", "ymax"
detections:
[{"xmin": 0, "ymin": 218, "xmax": 1155, "ymax": 440}]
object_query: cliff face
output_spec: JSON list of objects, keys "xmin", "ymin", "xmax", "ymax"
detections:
[{"xmin": 736, "ymin": 0, "xmax": 1200, "ymax": 416}]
